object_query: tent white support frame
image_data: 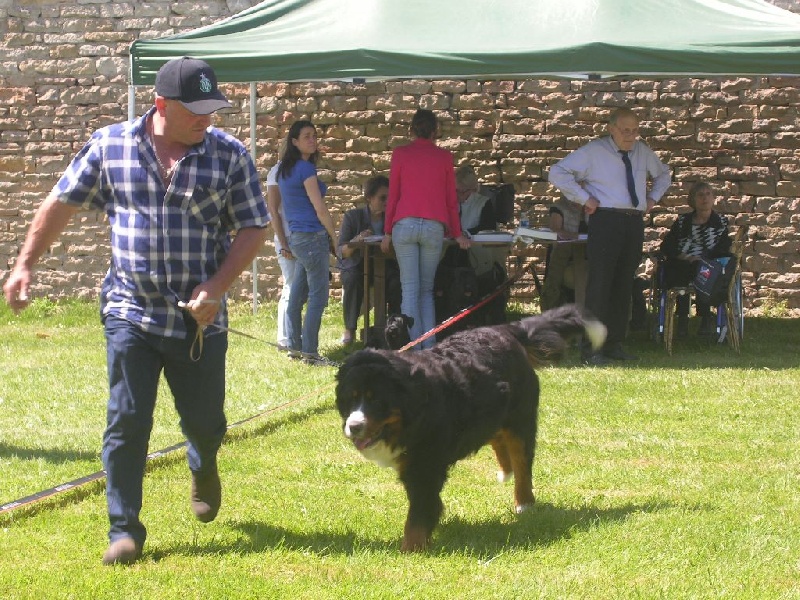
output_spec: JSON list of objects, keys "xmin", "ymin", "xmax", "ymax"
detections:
[
  {"xmin": 249, "ymin": 82, "xmax": 258, "ymax": 314},
  {"xmin": 126, "ymin": 82, "xmax": 263, "ymax": 315}
]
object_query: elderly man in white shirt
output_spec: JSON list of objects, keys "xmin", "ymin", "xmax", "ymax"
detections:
[{"xmin": 549, "ymin": 107, "xmax": 671, "ymax": 365}]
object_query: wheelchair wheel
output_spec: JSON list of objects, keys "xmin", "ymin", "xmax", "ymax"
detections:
[
  {"xmin": 716, "ymin": 273, "xmax": 744, "ymax": 347},
  {"xmin": 730, "ymin": 273, "xmax": 744, "ymax": 339},
  {"xmin": 648, "ymin": 259, "xmax": 666, "ymax": 342}
]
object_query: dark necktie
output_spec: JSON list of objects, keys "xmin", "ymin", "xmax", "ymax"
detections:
[{"xmin": 619, "ymin": 150, "xmax": 639, "ymax": 207}]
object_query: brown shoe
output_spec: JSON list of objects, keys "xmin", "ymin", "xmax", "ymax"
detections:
[
  {"xmin": 191, "ymin": 467, "xmax": 221, "ymax": 523},
  {"xmin": 102, "ymin": 537, "xmax": 142, "ymax": 566}
]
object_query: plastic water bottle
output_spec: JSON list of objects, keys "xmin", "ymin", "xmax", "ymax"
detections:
[{"xmin": 519, "ymin": 211, "xmax": 529, "ymax": 228}]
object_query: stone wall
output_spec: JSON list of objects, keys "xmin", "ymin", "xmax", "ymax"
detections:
[{"xmin": 2, "ymin": 0, "xmax": 800, "ymax": 312}]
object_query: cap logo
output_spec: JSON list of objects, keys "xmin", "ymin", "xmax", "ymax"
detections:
[{"xmin": 198, "ymin": 73, "xmax": 213, "ymax": 94}]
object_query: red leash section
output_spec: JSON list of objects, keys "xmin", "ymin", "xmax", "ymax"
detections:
[{"xmin": 399, "ymin": 258, "xmax": 537, "ymax": 352}]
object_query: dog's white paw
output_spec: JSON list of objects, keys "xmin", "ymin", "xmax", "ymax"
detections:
[
  {"xmin": 515, "ymin": 503, "xmax": 534, "ymax": 515},
  {"xmin": 496, "ymin": 470, "xmax": 513, "ymax": 483}
]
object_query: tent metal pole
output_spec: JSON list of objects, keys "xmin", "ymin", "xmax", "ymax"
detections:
[
  {"xmin": 128, "ymin": 85, "xmax": 135, "ymax": 121},
  {"xmin": 250, "ymin": 82, "xmax": 259, "ymax": 315}
]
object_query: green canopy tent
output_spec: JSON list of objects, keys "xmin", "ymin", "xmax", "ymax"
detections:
[
  {"xmin": 130, "ymin": 0, "xmax": 800, "ymax": 84},
  {"xmin": 127, "ymin": 0, "xmax": 800, "ymax": 309}
]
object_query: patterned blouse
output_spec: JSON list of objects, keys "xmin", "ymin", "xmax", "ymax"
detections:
[{"xmin": 660, "ymin": 211, "xmax": 731, "ymax": 261}]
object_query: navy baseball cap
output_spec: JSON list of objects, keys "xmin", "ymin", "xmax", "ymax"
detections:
[{"xmin": 155, "ymin": 57, "xmax": 232, "ymax": 115}]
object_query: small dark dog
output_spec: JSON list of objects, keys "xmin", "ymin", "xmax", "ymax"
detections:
[
  {"xmin": 384, "ymin": 313, "xmax": 414, "ymax": 350},
  {"xmin": 335, "ymin": 304, "xmax": 606, "ymax": 552}
]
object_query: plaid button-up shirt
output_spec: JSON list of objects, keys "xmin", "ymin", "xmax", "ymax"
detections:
[{"xmin": 53, "ymin": 107, "xmax": 269, "ymax": 338}]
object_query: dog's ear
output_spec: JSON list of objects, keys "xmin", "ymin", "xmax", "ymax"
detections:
[{"xmin": 403, "ymin": 314, "xmax": 414, "ymax": 328}]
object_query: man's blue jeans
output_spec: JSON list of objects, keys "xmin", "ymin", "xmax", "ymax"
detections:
[
  {"xmin": 391, "ymin": 217, "xmax": 444, "ymax": 349},
  {"xmin": 287, "ymin": 230, "xmax": 330, "ymax": 355},
  {"xmin": 103, "ymin": 316, "xmax": 227, "ymax": 546}
]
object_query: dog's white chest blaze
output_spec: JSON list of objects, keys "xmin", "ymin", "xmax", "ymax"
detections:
[{"xmin": 360, "ymin": 440, "xmax": 402, "ymax": 469}]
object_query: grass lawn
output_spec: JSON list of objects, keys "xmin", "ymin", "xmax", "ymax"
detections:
[{"xmin": 0, "ymin": 298, "xmax": 798, "ymax": 599}]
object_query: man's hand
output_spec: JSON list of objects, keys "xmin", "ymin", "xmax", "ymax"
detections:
[
  {"xmin": 182, "ymin": 286, "xmax": 222, "ymax": 328},
  {"xmin": 645, "ymin": 198, "xmax": 656, "ymax": 213},
  {"xmin": 583, "ymin": 196, "xmax": 600, "ymax": 215},
  {"xmin": 3, "ymin": 267, "xmax": 31, "ymax": 314}
]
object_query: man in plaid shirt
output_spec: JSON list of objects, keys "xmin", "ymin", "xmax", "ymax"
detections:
[{"xmin": 3, "ymin": 57, "xmax": 270, "ymax": 565}]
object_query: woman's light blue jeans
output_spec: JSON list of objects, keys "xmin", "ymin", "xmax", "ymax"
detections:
[
  {"xmin": 276, "ymin": 249, "xmax": 307, "ymax": 349},
  {"xmin": 287, "ymin": 230, "xmax": 330, "ymax": 355},
  {"xmin": 391, "ymin": 217, "xmax": 444, "ymax": 349}
]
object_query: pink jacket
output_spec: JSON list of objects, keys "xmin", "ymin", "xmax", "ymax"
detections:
[{"xmin": 384, "ymin": 138, "xmax": 462, "ymax": 238}]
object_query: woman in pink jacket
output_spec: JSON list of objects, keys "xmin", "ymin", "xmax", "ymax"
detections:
[{"xmin": 381, "ymin": 109, "xmax": 470, "ymax": 348}]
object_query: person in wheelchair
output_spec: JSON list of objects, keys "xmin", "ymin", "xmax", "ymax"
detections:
[{"xmin": 658, "ymin": 180, "xmax": 731, "ymax": 337}]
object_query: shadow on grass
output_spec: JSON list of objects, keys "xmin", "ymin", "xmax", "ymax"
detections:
[
  {"xmin": 619, "ymin": 316, "xmax": 800, "ymax": 370},
  {"xmin": 531, "ymin": 315, "xmax": 800, "ymax": 371},
  {"xmin": 0, "ymin": 402, "xmax": 332, "ymax": 523},
  {"xmin": 160, "ymin": 500, "xmax": 672, "ymax": 559},
  {"xmin": 0, "ymin": 442, "xmax": 97, "ymax": 464}
]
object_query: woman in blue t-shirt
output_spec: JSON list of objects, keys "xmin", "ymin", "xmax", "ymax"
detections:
[{"xmin": 277, "ymin": 120, "xmax": 337, "ymax": 359}]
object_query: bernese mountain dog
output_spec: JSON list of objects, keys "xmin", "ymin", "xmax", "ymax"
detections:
[{"xmin": 335, "ymin": 304, "xmax": 605, "ymax": 552}]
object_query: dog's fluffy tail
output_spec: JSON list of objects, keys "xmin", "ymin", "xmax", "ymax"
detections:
[{"xmin": 510, "ymin": 304, "xmax": 606, "ymax": 365}]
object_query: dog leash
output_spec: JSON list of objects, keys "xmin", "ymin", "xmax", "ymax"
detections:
[
  {"xmin": 202, "ymin": 320, "xmax": 342, "ymax": 367},
  {"xmin": 178, "ymin": 300, "xmax": 339, "ymax": 366},
  {"xmin": 398, "ymin": 257, "xmax": 538, "ymax": 352}
]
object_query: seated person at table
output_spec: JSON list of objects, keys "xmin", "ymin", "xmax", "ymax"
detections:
[
  {"xmin": 434, "ymin": 166, "xmax": 508, "ymax": 334},
  {"xmin": 540, "ymin": 196, "xmax": 588, "ymax": 311},
  {"xmin": 455, "ymin": 164, "xmax": 506, "ymax": 276},
  {"xmin": 659, "ymin": 180, "xmax": 731, "ymax": 337},
  {"xmin": 455, "ymin": 165, "xmax": 497, "ymax": 235},
  {"xmin": 337, "ymin": 175, "xmax": 401, "ymax": 345}
]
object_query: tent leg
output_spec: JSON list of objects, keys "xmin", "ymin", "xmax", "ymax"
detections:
[
  {"xmin": 128, "ymin": 85, "xmax": 136, "ymax": 121},
  {"xmin": 250, "ymin": 82, "xmax": 259, "ymax": 315}
]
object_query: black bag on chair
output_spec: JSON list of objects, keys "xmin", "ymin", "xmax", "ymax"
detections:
[{"xmin": 694, "ymin": 257, "xmax": 734, "ymax": 306}]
